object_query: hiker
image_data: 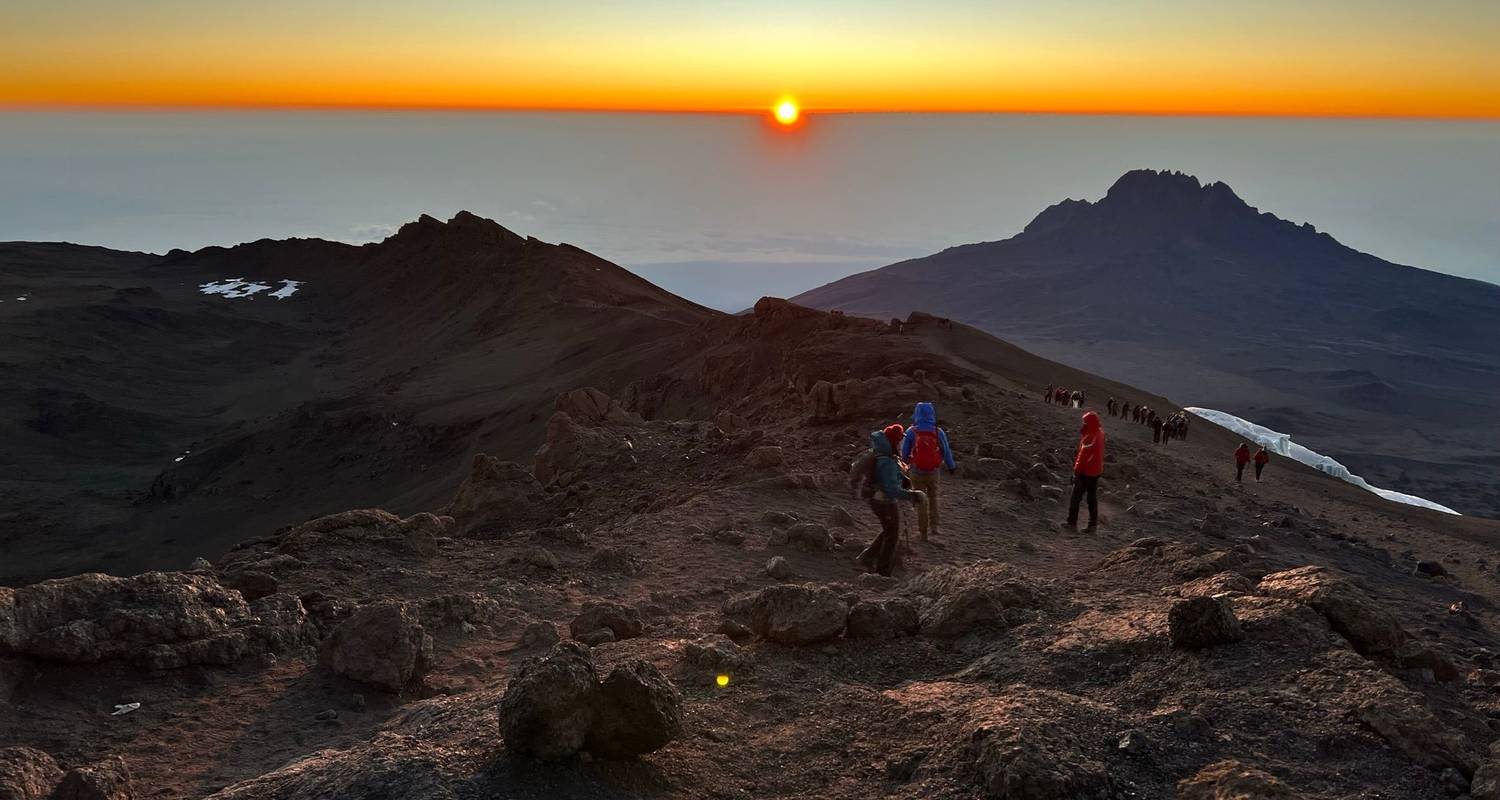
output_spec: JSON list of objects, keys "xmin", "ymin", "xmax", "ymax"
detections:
[
  {"xmin": 1151, "ymin": 415, "xmax": 1163, "ymax": 444},
  {"xmin": 1235, "ymin": 443, "xmax": 1251, "ymax": 482},
  {"xmin": 1066, "ymin": 411, "xmax": 1105, "ymax": 531},
  {"xmin": 1106, "ymin": 397, "xmax": 1117, "ymax": 417},
  {"xmin": 854, "ymin": 429, "xmax": 926, "ymax": 576},
  {"xmin": 1121, "ymin": 402, "xmax": 1131, "ymax": 421},
  {"xmin": 1254, "ymin": 445, "xmax": 1270, "ymax": 481},
  {"xmin": 901, "ymin": 402, "xmax": 957, "ymax": 541},
  {"xmin": 1044, "ymin": 384, "xmax": 1054, "ymax": 405}
]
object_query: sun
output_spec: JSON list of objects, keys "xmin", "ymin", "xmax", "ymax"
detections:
[{"xmin": 773, "ymin": 98, "xmax": 800, "ymax": 126}]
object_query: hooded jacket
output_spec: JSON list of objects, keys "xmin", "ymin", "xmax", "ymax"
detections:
[
  {"xmin": 1254, "ymin": 448, "xmax": 1270, "ymax": 465},
  {"xmin": 901, "ymin": 402, "xmax": 956, "ymax": 473},
  {"xmin": 1073, "ymin": 411, "xmax": 1105, "ymax": 477},
  {"xmin": 1235, "ymin": 444, "xmax": 1252, "ymax": 465},
  {"xmin": 871, "ymin": 430, "xmax": 919, "ymax": 503}
]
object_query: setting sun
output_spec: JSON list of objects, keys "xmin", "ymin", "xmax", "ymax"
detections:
[{"xmin": 774, "ymin": 99, "xmax": 799, "ymax": 126}]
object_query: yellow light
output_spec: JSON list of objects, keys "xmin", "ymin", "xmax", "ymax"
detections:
[
  {"xmin": 716, "ymin": 673, "xmax": 730, "ymax": 687},
  {"xmin": 773, "ymin": 99, "xmax": 799, "ymax": 125}
]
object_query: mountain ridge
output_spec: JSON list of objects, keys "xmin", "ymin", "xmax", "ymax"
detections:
[{"xmin": 793, "ymin": 169, "xmax": 1500, "ymax": 516}]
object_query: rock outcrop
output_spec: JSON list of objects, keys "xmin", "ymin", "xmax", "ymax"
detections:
[
  {"xmin": 0, "ymin": 746, "xmax": 63, "ymax": 800},
  {"xmin": 319, "ymin": 602, "xmax": 433, "ymax": 693},
  {"xmin": 0, "ymin": 571, "xmax": 313, "ymax": 669},
  {"xmin": 749, "ymin": 585, "xmax": 848, "ymax": 645},
  {"xmin": 499, "ymin": 642, "xmax": 683, "ymax": 760},
  {"xmin": 1258, "ymin": 566, "xmax": 1406, "ymax": 655},
  {"xmin": 1168, "ymin": 596, "xmax": 1244, "ymax": 649},
  {"xmin": 444, "ymin": 455, "xmax": 549, "ymax": 537}
]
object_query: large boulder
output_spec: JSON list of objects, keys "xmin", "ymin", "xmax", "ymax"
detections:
[
  {"xmin": 499, "ymin": 642, "xmax": 600, "ymax": 759},
  {"xmin": 0, "ymin": 571, "xmax": 307, "ymax": 669},
  {"xmin": 585, "ymin": 661, "xmax": 684, "ymax": 758},
  {"xmin": 568, "ymin": 601, "xmax": 643, "ymax": 642},
  {"xmin": 444, "ymin": 454, "xmax": 549, "ymax": 537},
  {"xmin": 1176, "ymin": 760, "xmax": 1299, "ymax": 799},
  {"xmin": 749, "ymin": 585, "xmax": 848, "ymax": 645},
  {"xmin": 964, "ymin": 688, "xmax": 1117, "ymax": 800},
  {"xmin": 499, "ymin": 642, "xmax": 684, "ymax": 760},
  {"xmin": 746, "ymin": 446, "xmax": 784, "ymax": 468},
  {"xmin": 1258, "ymin": 566, "xmax": 1406, "ymax": 655},
  {"xmin": 0, "ymin": 746, "xmax": 63, "ymax": 800},
  {"xmin": 846, "ymin": 598, "xmax": 920, "ymax": 640},
  {"xmin": 319, "ymin": 602, "xmax": 433, "ymax": 693},
  {"xmin": 1168, "ymin": 596, "xmax": 1244, "ymax": 649},
  {"xmin": 52, "ymin": 756, "xmax": 133, "ymax": 800},
  {"xmin": 907, "ymin": 561, "xmax": 1050, "ymax": 638},
  {"xmin": 681, "ymin": 635, "xmax": 754, "ymax": 681},
  {"xmin": 786, "ymin": 523, "xmax": 832, "ymax": 551}
]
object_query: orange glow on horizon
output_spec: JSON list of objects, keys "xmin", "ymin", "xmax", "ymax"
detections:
[{"xmin": 3, "ymin": 2, "xmax": 1499, "ymax": 121}]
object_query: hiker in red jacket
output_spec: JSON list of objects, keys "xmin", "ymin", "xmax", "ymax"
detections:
[
  {"xmin": 1254, "ymin": 445, "xmax": 1270, "ymax": 481},
  {"xmin": 1066, "ymin": 411, "xmax": 1105, "ymax": 532},
  {"xmin": 1235, "ymin": 443, "xmax": 1252, "ymax": 482}
]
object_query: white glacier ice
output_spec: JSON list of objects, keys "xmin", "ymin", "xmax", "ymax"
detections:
[
  {"xmin": 1185, "ymin": 407, "xmax": 1459, "ymax": 515},
  {"xmin": 268, "ymin": 280, "xmax": 302, "ymax": 299}
]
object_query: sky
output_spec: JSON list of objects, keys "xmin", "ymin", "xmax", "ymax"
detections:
[{"xmin": 3, "ymin": 0, "xmax": 1499, "ymax": 118}]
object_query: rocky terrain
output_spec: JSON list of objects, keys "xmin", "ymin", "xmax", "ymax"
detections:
[
  {"xmin": 793, "ymin": 169, "xmax": 1500, "ymax": 518},
  {"xmin": 6, "ymin": 269, "xmax": 1500, "ymax": 797},
  {"xmin": 1, "ymin": 213, "xmax": 712, "ymax": 582}
]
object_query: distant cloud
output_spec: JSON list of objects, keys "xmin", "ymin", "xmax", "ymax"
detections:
[
  {"xmin": 350, "ymin": 223, "xmax": 396, "ymax": 242},
  {"xmin": 530, "ymin": 199, "xmax": 556, "ymax": 212}
]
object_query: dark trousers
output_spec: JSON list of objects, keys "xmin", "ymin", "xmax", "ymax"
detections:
[
  {"xmin": 1236, "ymin": 463, "xmax": 1246, "ymax": 482},
  {"xmin": 1067, "ymin": 474, "xmax": 1099, "ymax": 527},
  {"xmin": 868, "ymin": 500, "xmax": 902, "ymax": 576},
  {"xmin": 1255, "ymin": 462, "xmax": 1265, "ymax": 480}
]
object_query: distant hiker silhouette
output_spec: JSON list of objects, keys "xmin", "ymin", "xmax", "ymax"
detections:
[
  {"xmin": 1066, "ymin": 411, "xmax": 1105, "ymax": 532},
  {"xmin": 1045, "ymin": 384, "xmax": 1054, "ymax": 405},
  {"xmin": 1235, "ymin": 443, "xmax": 1252, "ymax": 482},
  {"xmin": 901, "ymin": 402, "xmax": 956, "ymax": 541},
  {"xmin": 1254, "ymin": 445, "xmax": 1270, "ymax": 481},
  {"xmin": 854, "ymin": 430, "xmax": 926, "ymax": 576}
]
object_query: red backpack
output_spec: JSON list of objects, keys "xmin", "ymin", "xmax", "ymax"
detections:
[{"xmin": 911, "ymin": 430, "xmax": 943, "ymax": 471}]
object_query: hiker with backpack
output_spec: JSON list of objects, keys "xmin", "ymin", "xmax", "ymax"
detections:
[
  {"xmin": 1254, "ymin": 445, "xmax": 1270, "ymax": 481},
  {"xmin": 1066, "ymin": 411, "xmax": 1105, "ymax": 532},
  {"xmin": 1235, "ymin": 443, "xmax": 1252, "ymax": 482},
  {"xmin": 900, "ymin": 402, "xmax": 957, "ymax": 541},
  {"xmin": 851, "ymin": 429, "xmax": 926, "ymax": 576}
]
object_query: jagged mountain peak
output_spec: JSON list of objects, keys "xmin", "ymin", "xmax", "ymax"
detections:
[{"xmin": 1020, "ymin": 169, "xmax": 1259, "ymax": 240}]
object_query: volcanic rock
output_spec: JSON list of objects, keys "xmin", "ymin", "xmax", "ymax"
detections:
[
  {"xmin": 319, "ymin": 602, "xmax": 433, "ymax": 693},
  {"xmin": 1168, "ymin": 595, "xmax": 1244, "ymax": 649},
  {"xmin": 749, "ymin": 584, "xmax": 848, "ymax": 644}
]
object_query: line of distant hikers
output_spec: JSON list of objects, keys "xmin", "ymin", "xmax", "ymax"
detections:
[
  {"xmin": 1048, "ymin": 385, "xmax": 1192, "ymax": 445},
  {"xmin": 844, "ymin": 391, "xmax": 1278, "ymax": 578}
]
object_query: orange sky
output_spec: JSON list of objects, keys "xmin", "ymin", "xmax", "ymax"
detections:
[{"xmin": 3, "ymin": 1, "xmax": 1498, "ymax": 118}]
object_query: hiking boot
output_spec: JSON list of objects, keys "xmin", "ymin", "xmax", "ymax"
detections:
[{"xmin": 1084, "ymin": 522, "xmax": 1099, "ymax": 533}]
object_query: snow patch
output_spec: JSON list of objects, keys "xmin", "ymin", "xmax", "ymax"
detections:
[
  {"xmin": 1186, "ymin": 407, "xmax": 1459, "ymax": 515},
  {"xmin": 199, "ymin": 278, "xmax": 302, "ymax": 300}
]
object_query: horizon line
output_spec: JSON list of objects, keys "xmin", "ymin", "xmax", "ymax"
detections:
[{"xmin": 2, "ymin": 101, "xmax": 1498, "ymax": 122}]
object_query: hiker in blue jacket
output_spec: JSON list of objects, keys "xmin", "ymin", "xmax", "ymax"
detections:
[
  {"xmin": 856, "ymin": 430, "xmax": 926, "ymax": 576},
  {"xmin": 900, "ymin": 402, "xmax": 956, "ymax": 541}
]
